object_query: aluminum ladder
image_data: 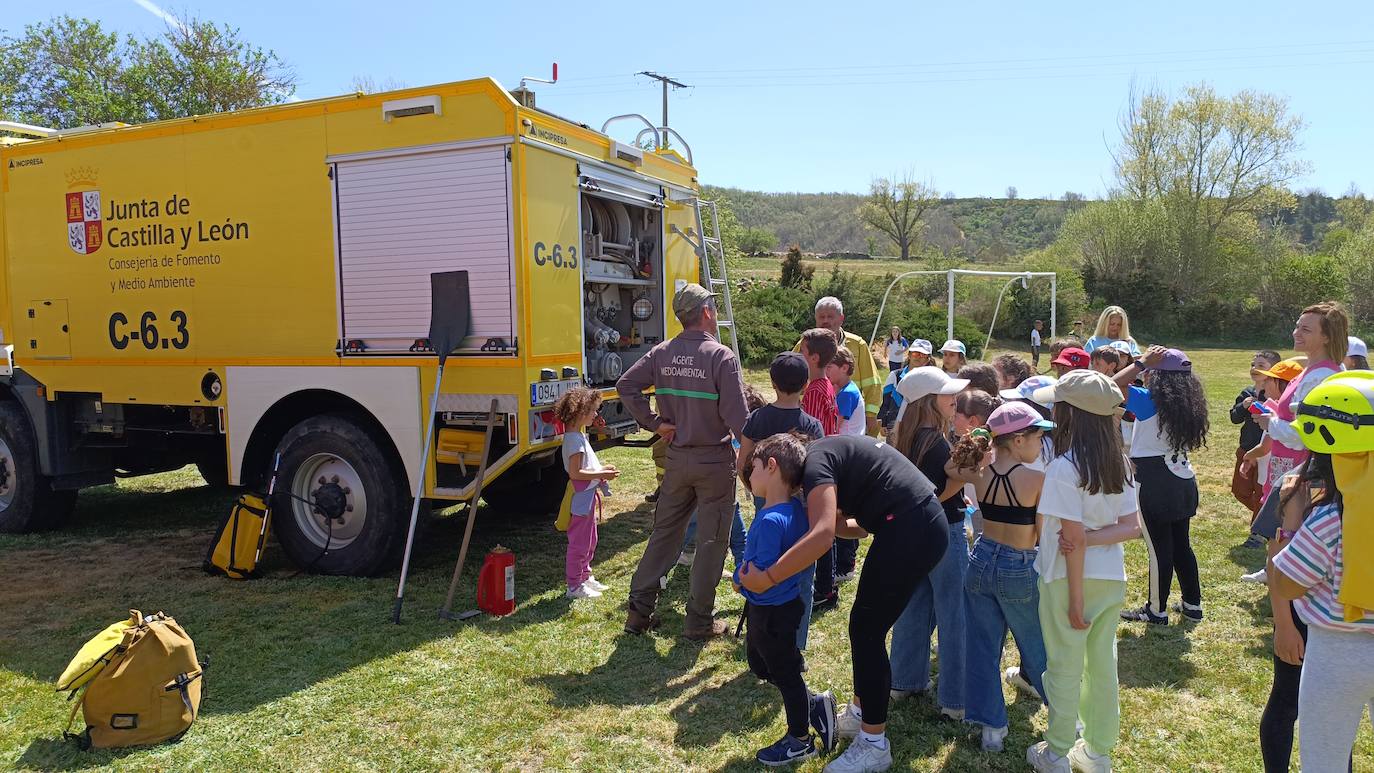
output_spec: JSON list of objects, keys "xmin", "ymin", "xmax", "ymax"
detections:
[{"xmin": 686, "ymin": 199, "xmax": 739, "ymax": 358}]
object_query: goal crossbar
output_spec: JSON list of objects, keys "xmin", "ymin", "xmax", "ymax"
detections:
[{"xmin": 870, "ymin": 269, "xmax": 1059, "ymax": 346}]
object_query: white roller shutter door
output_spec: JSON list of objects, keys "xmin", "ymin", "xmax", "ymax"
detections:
[{"xmin": 335, "ymin": 146, "xmax": 514, "ymax": 352}]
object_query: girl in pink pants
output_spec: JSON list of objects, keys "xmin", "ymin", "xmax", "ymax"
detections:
[{"xmin": 554, "ymin": 387, "xmax": 619, "ymax": 599}]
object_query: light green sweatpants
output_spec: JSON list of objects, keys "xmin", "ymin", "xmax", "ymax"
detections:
[{"xmin": 1038, "ymin": 577, "xmax": 1127, "ymax": 756}]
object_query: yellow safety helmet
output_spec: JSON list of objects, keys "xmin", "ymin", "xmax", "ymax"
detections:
[{"xmin": 1295, "ymin": 370, "xmax": 1374, "ymax": 454}]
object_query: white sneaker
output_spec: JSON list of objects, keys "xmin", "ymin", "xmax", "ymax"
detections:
[
  {"xmin": 1026, "ymin": 741, "xmax": 1072, "ymax": 773},
  {"xmin": 677, "ymin": 551, "xmax": 695, "ymax": 567},
  {"xmin": 1068, "ymin": 739, "xmax": 1112, "ymax": 772},
  {"xmin": 888, "ymin": 688, "xmax": 921, "ymax": 701},
  {"xmin": 566, "ymin": 582, "xmax": 602, "ymax": 599},
  {"xmin": 836, "ymin": 703, "xmax": 862, "ymax": 739},
  {"xmin": 824, "ymin": 738, "xmax": 892, "ymax": 773},
  {"xmin": 584, "ymin": 576, "xmax": 609, "ymax": 592},
  {"xmin": 836, "ymin": 570, "xmax": 857, "ymax": 583},
  {"xmin": 981, "ymin": 724, "xmax": 1009, "ymax": 752},
  {"xmin": 1005, "ymin": 666, "xmax": 1040, "ymax": 698},
  {"xmin": 1241, "ymin": 568, "xmax": 1267, "ymax": 584}
]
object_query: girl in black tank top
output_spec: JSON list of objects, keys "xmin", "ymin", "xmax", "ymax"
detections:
[{"xmin": 948, "ymin": 402, "xmax": 1054, "ymax": 750}]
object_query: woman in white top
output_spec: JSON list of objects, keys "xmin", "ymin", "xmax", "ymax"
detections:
[{"xmin": 883, "ymin": 327, "xmax": 909, "ymax": 372}]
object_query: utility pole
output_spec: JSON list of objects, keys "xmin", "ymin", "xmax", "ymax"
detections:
[{"xmin": 637, "ymin": 71, "xmax": 688, "ymax": 148}]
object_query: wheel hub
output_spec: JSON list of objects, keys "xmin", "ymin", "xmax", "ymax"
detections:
[
  {"xmin": 311, "ymin": 477, "xmax": 350, "ymax": 522},
  {"xmin": 290, "ymin": 454, "xmax": 368, "ymax": 549}
]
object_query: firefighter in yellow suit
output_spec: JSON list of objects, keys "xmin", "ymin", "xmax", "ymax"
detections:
[{"xmin": 792, "ymin": 295, "xmax": 883, "ymax": 436}]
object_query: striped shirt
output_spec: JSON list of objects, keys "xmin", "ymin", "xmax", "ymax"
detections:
[
  {"xmin": 1273, "ymin": 503, "xmax": 1374, "ymax": 633},
  {"xmin": 803, "ymin": 378, "xmax": 840, "ymax": 436}
]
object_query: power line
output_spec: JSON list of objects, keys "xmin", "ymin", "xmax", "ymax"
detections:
[{"xmin": 636, "ymin": 71, "xmax": 690, "ymax": 146}]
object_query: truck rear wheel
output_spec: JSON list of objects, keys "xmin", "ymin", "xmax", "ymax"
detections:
[
  {"xmin": 271, "ymin": 413, "xmax": 408, "ymax": 576},
  {"xmin": 481, "ymin": 461, "xmax": 569, "ymax": 516},
  {"xmin": 0, "ymin": 401, "xmax": 77, "ymax": 533}
]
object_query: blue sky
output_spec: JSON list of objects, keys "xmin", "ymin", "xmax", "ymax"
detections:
[{"xmin": 15, "ymin": 1, "xmax": 1374, "ymax": 197}]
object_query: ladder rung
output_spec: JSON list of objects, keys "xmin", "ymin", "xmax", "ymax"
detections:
[
  {"xmin": 716, "ymin": 320, "xmax": 734, "ymax": 327},
  {"xmin": 708, "ymin": 279, "xmax": 727, "ymax": 286}
]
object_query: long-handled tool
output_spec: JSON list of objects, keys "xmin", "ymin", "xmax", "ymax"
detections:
[
  {"xmin": 393, "ymin": 271, "xmax": 470, "ymax": 624},
  {"xmin": 439, "ymin": 398, "xmax": 499, "ymax": 621},
  {"xmin": 252, "ymin": 452, "xmax": 282, "ymax": 566}
]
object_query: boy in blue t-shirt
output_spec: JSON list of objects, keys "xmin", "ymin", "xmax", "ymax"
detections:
[{"xmin": 734, "ymin": 433, "xmax": 836, "ymax": 764}]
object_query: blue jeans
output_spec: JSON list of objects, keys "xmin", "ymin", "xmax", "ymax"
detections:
[
  {"xmin": 964, "ymin": 536, "xmax": 1048, "ymax": 730},
  {"xmin": 890, "ymin": 520, "xmax": 969, "ymax": 711},
  {"xmin": 682, "ymin": 502, "xmax": 747, "ymax": 568}
]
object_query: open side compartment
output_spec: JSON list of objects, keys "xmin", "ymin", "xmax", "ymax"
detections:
[{"xmin": 578, "ymin": 165, "xmax": 666, "ymax": 389}]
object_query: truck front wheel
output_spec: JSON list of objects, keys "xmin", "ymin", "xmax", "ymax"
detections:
[
  {"xmin": 271, "ymin": 413, "xmax": 408, "ymax": 576},
  {"xmin": 0, "ymin": 401, "xmax": 77, "ymax": 533}
]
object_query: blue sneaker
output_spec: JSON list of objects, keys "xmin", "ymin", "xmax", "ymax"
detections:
[
  {"xmin": 757, "ymin": 734, "xmax": 817, "ymax": 767},
  {"xmin": 810, "ymin": 690, "xmax": 837, "ymax": 751}
]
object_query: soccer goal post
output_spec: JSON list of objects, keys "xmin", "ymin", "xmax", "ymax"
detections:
[{"xmin": 870, "ymin": 268, "xmax": 1058, "ymax": 349}]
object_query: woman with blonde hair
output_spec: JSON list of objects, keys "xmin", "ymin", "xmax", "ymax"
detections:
[{"xmin": 1083, "ymin": 306, "xmax": 1141, "ymax": 357}]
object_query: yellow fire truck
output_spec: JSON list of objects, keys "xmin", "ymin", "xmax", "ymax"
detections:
[{"xmin": 0, "ymin": 77, "xmax": 734, "ymax": 575}]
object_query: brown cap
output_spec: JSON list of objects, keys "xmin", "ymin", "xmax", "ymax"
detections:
[
  {"xmin": 672, "ymin": 283, "xmax": 717, "ymax": 317},
  {"xmin": 1032, "ymin": 369, "xmax": 1123, "ymax": 416}
]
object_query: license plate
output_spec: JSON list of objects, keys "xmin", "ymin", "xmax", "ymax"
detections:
[{"xmin": 531, "ymin": 379, "xmax": 580, "ymax": 407}]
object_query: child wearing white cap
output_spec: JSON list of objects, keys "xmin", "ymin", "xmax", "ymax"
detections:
[
  {"xmin": 940, "ymin": 340, "xmax": 968, "ymax": 375},
  {"xmin": 1345, "ymin": 336, "xmax": 1369, "ymax": 371}
]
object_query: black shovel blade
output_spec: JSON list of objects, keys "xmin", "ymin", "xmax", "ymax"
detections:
[{"xmin": 429, "ymin": 271, "xmax": 471, "ymax": 366}]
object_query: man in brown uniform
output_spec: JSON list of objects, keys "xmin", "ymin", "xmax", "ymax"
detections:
[{"xmin": 617, "ymin": 283, "xmax": 749, "ymax": 639}]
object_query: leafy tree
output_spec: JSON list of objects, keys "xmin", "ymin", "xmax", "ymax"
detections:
[
  {"xmin": 1337, "ymin": 219, "xmax": 1374, "ymax": 327},
  {"xmin": 856, "ymin": 173, "xmax": 937, "ymax": 260},
  {"xmin": 1006, "ymin": 186, "xmax": 1018, "ymax": 200},
  {"xmin": 736, "ymin": 227, "xmax": 777, "ymax": 256},
  {"xmin": 0, "ymin": 14, "xmax": 295, "ymax": 128},
  {"xmin": 1113, "ymin": 83, "xmax": 1307, "ymax": 238}
]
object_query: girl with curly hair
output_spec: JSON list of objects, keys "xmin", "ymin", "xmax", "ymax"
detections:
[
  {"xmin": 553, "ymin": 386, "xmax": 620, "ymax": 599},
  {"xmin": 1112, "ymin": 345, "xmax": 1209, "ymax": 624}
]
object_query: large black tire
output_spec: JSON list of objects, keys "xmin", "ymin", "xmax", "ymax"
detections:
[
  {"xmin": 270, "ymin": 413, "xmax": 409, "ymax": 576},
  {"xmin": 0, "ymin": 401, "xmax": 77, "ymax": 533},
  {"xmin": 196, "ymin": 456, "xmax": 230, "ymax": 489},
  {"xmin": 481, "ymin": 461, "xmax": 569, "ymax": 516}
]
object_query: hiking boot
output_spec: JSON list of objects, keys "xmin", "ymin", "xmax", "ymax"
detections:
[
  {"xmin": 1170, "ymin": 600, "xmax": 1204, "ymax": 622},
  {"xmin": 645, "ymin": 488, "xmax": 660, "ymax": 503},
  {"xmin": 810, "ymin": 690, "xmax": 837, "ymax": 752},
  {"xmin": 1241, "ymin": 534, "xmax": 1265, "ymax": 549},
  {"xmin": 624, "ymin": 609, "xmax": 661, "ymax": 635},
  {"xmin": 683, "ymin": 619, "xmax": 730, "ymax": 641},
  {"xmin": 756, "ymin": 734, "xmax": 817, "ymax": 767},
  {"xmin": 1026, "ymin": 741, "xmax": 1072, "ymax": 773},
  {"xmin": 1120, "ymin": 605, "xmax": 1169, "ymax": 625},
  {"xmin": 1068, "ymin": 739, "xmax": 1113, "ymax": 772}
]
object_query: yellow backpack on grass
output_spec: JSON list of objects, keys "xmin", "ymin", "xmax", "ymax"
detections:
[
  {"xmin": 204, "ymin": 492, "xmax": 271, "ymax": 579},
  {"xmin": 57, "ymin": 610, "xmax": 205, "ymax": 749}
]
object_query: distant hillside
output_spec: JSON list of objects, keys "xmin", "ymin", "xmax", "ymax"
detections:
[
  {"xmin": 704, "ymin": 186, "xmax": 1080, "ymax": 260},
  {"xmin": 704, "ymin": 186, "xmax": 1349, "ymax": 260}
]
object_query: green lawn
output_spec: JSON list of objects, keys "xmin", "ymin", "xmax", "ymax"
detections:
[{"xmin": 2, "ymin": 349, "xmax": 1371, "ymax": 771}]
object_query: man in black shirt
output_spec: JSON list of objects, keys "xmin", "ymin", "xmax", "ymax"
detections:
[{"xmin": 739, "ymin": 435, "xmax": 948, "ymax": 771}]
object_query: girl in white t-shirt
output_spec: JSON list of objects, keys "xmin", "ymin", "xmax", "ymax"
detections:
[
  {"xmin": 554, "ymin": 387, "xmax": 619, "ymax": 600},
  {"xmin": 1024, "ymin": 370, "xmax": 1142, "ymax": 773}
]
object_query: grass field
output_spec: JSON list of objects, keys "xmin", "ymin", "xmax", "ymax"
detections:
[{"xmin": 3, "ymin": 348, "xmax": 1372, "ymax": 771}]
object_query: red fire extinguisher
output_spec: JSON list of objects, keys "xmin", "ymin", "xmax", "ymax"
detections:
[{"xmin": 477, "ymin": 545, "xmax": 516, "ymax": 616}]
